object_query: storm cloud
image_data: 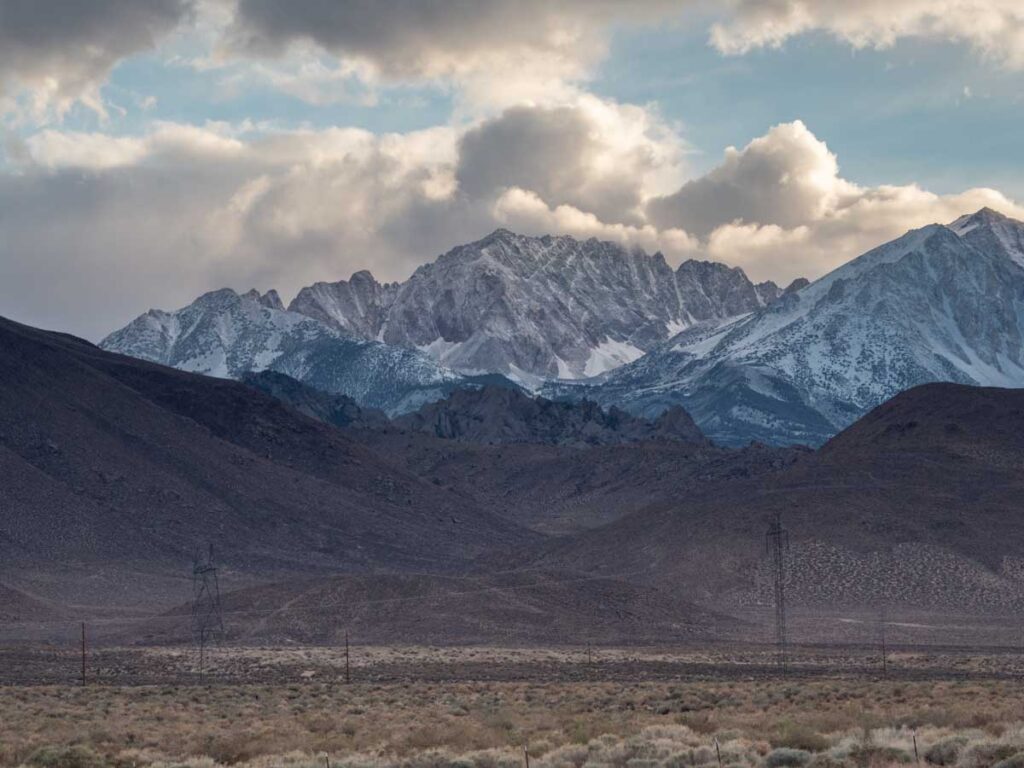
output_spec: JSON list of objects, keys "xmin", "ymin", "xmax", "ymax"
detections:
[{"xmin": 0, "ymin": 0, "xmax": 192, "ymax": 118}]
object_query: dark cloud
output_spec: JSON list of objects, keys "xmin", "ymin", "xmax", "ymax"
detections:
[
  {"xmin": 0, "ymin": 0, "xmax": 192, "ymax": 114},
  {"xmin": 227, "ymin": 0, "xmax": 682, "ymax": 81}
]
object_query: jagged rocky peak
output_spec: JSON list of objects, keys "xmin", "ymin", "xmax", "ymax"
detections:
[
  {"xmin": 241, "ymin": 288, "xmax": 285, "ymax": 311},
  {"xmin": 282, "ymin": 229, "xmax": 795, "ymax": 381},
  {"xmin": 391, "ymin": 385, "xmax": 707, "ymax": 446},
  {"xmin": 100, "ymin": 285, "xmax": 471, "ymax": 416},
  {"xmin": 784, "ymin": 277, "xmax": 810, "ymax": 294},
  {"xmin": 949, "ymin": 206, "xmax": 1012, "ymax": 233},
  {"xmin": 675, "ymin": 259, "xmax": 781, "ymax": 321},
  {"xmin": 288, "ymin": 270, "xmax": 400, "ymax": 339},
  {"xmin": 948, "ymin": 206, "xmax": 1024, "ymax": 269}
]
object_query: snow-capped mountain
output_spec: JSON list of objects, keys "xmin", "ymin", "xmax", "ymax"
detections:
[
  {"xmin": 562, "ymin": 208, "xmax": 1024, "ymax": 446},
  {"xmin": 100, "ymin": 288, "xmax": 486, "ymax": 415},
  {"xmin": 288, "ymin": 229, "xmax": 786, "ymax": 382}
]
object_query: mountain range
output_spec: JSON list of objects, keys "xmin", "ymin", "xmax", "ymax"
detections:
[
  {"xmin": 100, "ymin": 208, "xmax": 1024, "ymax": 446},
  {"xmin": 100, "ymin": 285, "xmax": 515, "ymax": 416},
  {"xmin": 559, "ymin": 207, "xmax": 1024, "ymax": 445},
  {"xmin": 288, "ymin": 229, "xmax": 788, "ymax": 381},
  {"xmin": 100, "ymin": 228, "xmax": 787, "ymax": 418},
  {"xmin": 5, "ymin": 313, "xmax": 1024, "ymax": 647}
]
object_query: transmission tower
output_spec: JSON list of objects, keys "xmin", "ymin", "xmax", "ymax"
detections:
[
  {"xmin": 765, "ymin": 512, "xmax": 790, "ymax": 673},
  {"xmin": 191, "ymin": 544, "xmax": 225, "ymax": 683}
]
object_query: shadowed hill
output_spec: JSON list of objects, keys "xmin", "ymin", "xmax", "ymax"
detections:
[
  {"xmin": 538, "ymin": 383, "xmax": 1024, "ymax": 611},
  {"xmin": 0, "ymin": 316, "xmax": 536, "ymax": 612},
  {"xmin": 132, "ymin": 570, "xmax": 743, "ymax": 646}
]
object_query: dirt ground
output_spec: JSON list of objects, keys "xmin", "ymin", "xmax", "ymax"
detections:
[{"xmin": 3, "ymin": 642, "xmax": 1024, "ymax": 687}]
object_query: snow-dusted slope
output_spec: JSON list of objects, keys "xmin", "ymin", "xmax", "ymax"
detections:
[
  {"xmin": 289, "ymin": 271, "xmax": 399, "ymax": 339},
  {"xmin": 568, "ymin": 208, "xmax": 1024, "ymax": 446},
  {"xmin": 100, "ymin": 288, "xmax": 474, "ymax": 415},
  {"xmin": 287, "ymin": 229, "xmax": 784, "ymax": 382}
]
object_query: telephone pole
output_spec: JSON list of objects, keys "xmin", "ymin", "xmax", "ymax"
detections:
[
  {"xmin": 191, "ymin": 544, "xmax": 225, "ymax": 683},
  {"xmin": 765, "ymin": 512, "xmax": 790, "ymax": 674}
]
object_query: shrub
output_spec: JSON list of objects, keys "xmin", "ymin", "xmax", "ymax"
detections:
[
  {"xmin": 765, "ymin": 748, "xmax": 811, "ymax": 767},
  {"xmin": 993, "ymin": 754, "xmax": 1024, "ymax": 768},
  {"xmin": 923, "ymin": 737, "xmax": 967, "ymax": 766},
  {"xmin": 847, "ymin": 745, "xmax": 911, "ymax": 767},
  {"xmin": 771, "ymin": 723, "xmax": 831, "ymax": 753},
  {"xmin": 960, "ymin": 743, "xmax": 1020, "ymax": 768},
  {"xmin": 26, "ymin": 746, "xmax": 104, "ymax": 768},
  {"xmin": 806, "ymin": 756, "xmax": 853, "ymax": 768}
]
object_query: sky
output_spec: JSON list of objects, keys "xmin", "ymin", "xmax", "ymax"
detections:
[{"xmin": 1, "ymin": 0, "xmax": 1023, "ymax": 340}]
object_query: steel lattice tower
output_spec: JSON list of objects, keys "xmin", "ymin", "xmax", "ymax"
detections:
[
  {"xmin": 191, "ymin": 544, "xmax": 225, "ymax": 682},
  {"xmin": 765, "ymin": 512, "xmax": 790, "ymax": 673}
]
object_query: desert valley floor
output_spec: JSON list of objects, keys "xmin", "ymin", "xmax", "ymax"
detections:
[{"xmin": 4, "ymin": 643, "xmax": 1024, "ymax": 768}]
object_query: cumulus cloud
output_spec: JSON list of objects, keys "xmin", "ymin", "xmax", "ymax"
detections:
[
  {"xmin": 4, "ymin": 0, "xmax": 1024, "ymax": 125},
  {"xmin": 1, "ymin": 120, "xmax": 467, "ymax": 338},
  {"xmin": 218, "ymin": 0, "xmax": 1024, "ymax": 109},
  {"xmin": 492, "ymin": 187, "xmax": 699, "ymax": 257},
  {"xmin": 0, "ymin": 0, "xmax": 193, "ymax": 120},
  {"xmin": 711, "ymin": 0, "xmax": 1024, "ymax": 68},
  {"xmin": 0, "ymin": 94, "xmax": 688, "ymax": 338},
  {"xmin": 649, "ymin": 120, "xmax": 1024, "ymax": 283},
  {"xmin": 2, "ymin": 111, "xmax": 1021, "ymax": 340},
  {"xmin": 648, "ymin": 121, "xmax": 859, "ymax": 237},
  {"xmin": 457, "ymin": 97, "xmax": 685, "ymax": 226}
]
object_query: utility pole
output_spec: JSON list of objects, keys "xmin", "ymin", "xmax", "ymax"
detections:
[
  {"xmin": 191, "ymin": 544, "xmax": 225, "ymax": 684},
  {"xmin": 80, "ymin": 622, "xmax": 87, "ymax": 686},
  {"xmin": 344, "ymin": 631, "xmax": 351, "ymax": 684},
  {"xmin": 765, "ymin": 512, "xmax": 790, "ymax": 674}
]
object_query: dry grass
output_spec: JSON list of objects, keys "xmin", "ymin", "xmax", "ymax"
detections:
[{"xmin": 3, "ymin": 647, "xmax": 1024, "ymax": 768}]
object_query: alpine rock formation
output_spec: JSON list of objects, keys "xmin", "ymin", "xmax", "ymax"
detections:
[
  {"xmin": 568, "ymin": 208, "xmax": 1024, "ymax": 446},
  {"xmin": 288, "ymin": 229, "xmax": 785, "ymax": 383},
  {"xmin": 102, "ymin": 229, "xmax": 787, "ymax": 410},
  {"xmin": 100, "ymin": 287, "xmax": 479, "ymax": 415}
]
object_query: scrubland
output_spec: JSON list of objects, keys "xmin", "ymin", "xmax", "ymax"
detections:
[{"xmin": 5, "ymin": 648, "xmax": 1024, "ymax": 768}]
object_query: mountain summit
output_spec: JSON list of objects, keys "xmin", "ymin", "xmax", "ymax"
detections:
[
  {"xmin": 567, "ymin": 208, "xmax": 1024, "ymax": 445},
  {"xmin": 100, "ymin": 286, "xmax": 473, "ymax": 415},
  {"xmin": 288, "ymin": 229, "xmax": 784, "ymax": 382}
]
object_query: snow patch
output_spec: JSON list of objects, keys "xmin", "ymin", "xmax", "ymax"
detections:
[
  {"xmin": 554, "ymin": 355, "xmax": 575, "ymax": 380},
  {"xmin": 417, "ymin": 337, "xmax": 465, "ymax": 366},
  {"xmin": 665, "ymin": 318, "xmax": 690, "ymax": 338},
  {"xmin": 583, "ymin": 337, "xmax": 645, "ymax": 377}
]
